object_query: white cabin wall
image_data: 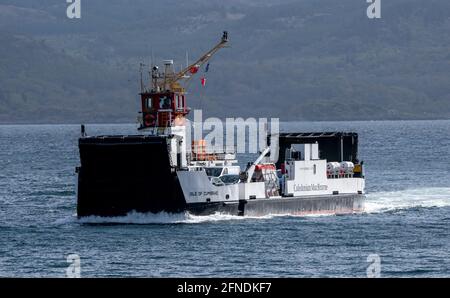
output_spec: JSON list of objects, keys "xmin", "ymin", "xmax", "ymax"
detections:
[
  {"xmin": 239, "ymin": 182, "xmax": 266, "ymax": 200},
  {"xmin": 327, "ymin": 178, "xmax": 365, "ymax": 194},
  {"xmin": 170, "ymin": 125, "xmax": 187, "ymax": 167},
  {"xmin": 285, "ymin": 159, "xmax": 364, "ymax": 196},
  {"xmin": 177, "ymin": 171, "xmax": 239, "ymax": 203},
  {"xmin": 285, "ymin": 160, "xmax": 328, "ymax": 196}
]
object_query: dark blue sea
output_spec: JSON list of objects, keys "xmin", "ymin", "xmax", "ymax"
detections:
[{"xmin": 0, "ymin": 120, "xmax": 449, "ymax": 277}]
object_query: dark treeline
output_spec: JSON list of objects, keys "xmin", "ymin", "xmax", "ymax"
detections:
[{"xmin": 0, "ymin": 0, "xmax": 449, "ymax": 123}]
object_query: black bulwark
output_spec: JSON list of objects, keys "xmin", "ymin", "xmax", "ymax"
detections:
[{"xmin": 77, "ymin": 135, "xmax": 185, "ymax": 217}]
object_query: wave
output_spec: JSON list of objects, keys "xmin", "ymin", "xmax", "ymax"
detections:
[
  {"xmin": 75, "ymin": 211, "xmax": 262, "ymax": 225},
  {"xmin": 56, "ymin": 187, "xmax": 450, "ymax": 225},
  {"xmin": 74, "ymin": 209, "xmax": 337, "ymax": 225},
  {"xmin": 364, "ymin": 187, "xmax": 450, "ymax": 213}
]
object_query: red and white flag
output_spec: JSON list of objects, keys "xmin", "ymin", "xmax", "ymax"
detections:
[{"xmin": 189, "ymin": 65, "xmax": 200, "ymax": 74}]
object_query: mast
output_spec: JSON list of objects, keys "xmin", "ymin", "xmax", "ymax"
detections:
[{"xmin": 139, "ymin": 31, "xmax": 229, "ymax": 131}]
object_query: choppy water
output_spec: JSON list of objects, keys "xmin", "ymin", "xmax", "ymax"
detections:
[{"xmin": 0, "ymin": 121, "xmax": 449, "ymax": 277}]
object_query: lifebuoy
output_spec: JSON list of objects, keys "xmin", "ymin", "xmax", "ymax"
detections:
[{"xmin": 144, "ymin": 113, "xmax": 156, "ymax": 127}]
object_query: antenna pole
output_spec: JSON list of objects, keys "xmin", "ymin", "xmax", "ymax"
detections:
[{"xmin": 139, "ymin": 63, "xmax": 144, "ymax": 92}]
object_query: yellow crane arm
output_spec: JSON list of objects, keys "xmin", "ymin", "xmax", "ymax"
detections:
[{"xmin": 167, "ymin": 31, "xmax": 229, "ymax": 89}]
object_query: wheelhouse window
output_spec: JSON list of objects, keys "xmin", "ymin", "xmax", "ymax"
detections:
[
  {"xmin": 175, "ymin": 95, "xmax": 185, "ymax": 110},
  {"xmin": 146, "ymin": 98, "xmax": 152, "ymax": 109},
  {"xmin": 159, "ymin": 96, "xmax": 171, "ymax": 109}
]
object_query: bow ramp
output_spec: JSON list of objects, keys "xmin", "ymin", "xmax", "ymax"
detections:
[{"xmin": 76, "ymin": 135, "xmax": 185, "ymax": 217}]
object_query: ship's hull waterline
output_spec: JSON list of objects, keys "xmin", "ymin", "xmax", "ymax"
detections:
[{"xmin": 186, "ymin": 194, "xmax": 364, "ymax": 217}]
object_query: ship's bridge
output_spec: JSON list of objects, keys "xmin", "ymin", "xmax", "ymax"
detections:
[{"xmin": 139, "ymin": 91, "xmax": 190, "ymax": 130}]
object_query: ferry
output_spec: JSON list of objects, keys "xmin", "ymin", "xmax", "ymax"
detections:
[{"xmin": 76, "ymin": 32, "xmax": 365, "ymax": 218}]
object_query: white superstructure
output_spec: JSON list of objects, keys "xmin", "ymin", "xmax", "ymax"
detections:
[{"xmin": 177, "ymin": 137, "xmax": 365, "ymax": 205}]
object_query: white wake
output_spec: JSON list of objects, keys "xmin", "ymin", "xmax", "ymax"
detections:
[
  {"xmin": 65, "ymin": 187, "xmax": 450, "ymax": 225},
  {"xmin": 364, "ymin": 187, "xmax": 450, "ymax": 213},
  {"xmin": 75, "ymin": 210, "xmax": 269, "ymax": 225}
]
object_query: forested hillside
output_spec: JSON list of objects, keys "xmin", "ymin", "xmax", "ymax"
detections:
[{"xmin": 1, "ymin": 0, "xmax": 449, "ymax": 123}]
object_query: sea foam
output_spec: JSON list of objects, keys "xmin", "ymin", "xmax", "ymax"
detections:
[{"xmin": 64, "ymin": 187, "xmax": 450, "ymax": 225}]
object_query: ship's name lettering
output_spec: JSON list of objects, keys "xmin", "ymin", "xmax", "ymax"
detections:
[
  {"xmin": 294, "ymin": 184, "xmax": 328, "ymax": 192},
  {"xmin": 298, "ymin": 167, "xmax": 313, "ymax": 171},
  {"xmin": 190, "ymin": 191, "xmax": 219, "ymax": 197}
]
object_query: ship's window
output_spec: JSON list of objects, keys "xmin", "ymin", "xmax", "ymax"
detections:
[
  {"xmin": 292, "ymin": 151, "xmax": 301, "ymax": 160},
  {"xmin": 205, "ymin": 167, "xmax": 223, "ymax": 177},
  {"xmin": 220, "ymin": 175, "xmax": 240, "ymax": 185},
  {"xmin": 160, "ymin": 96, "xmax": 171, "ymax": 109},
  {"xmin": 175, "ymin": 95, "xmax": 180, "ymax": 109},
  {"xmin": 313, "ymin": 164, "xmax": 317, "ymax": 175},
  {"xmin": 175, "ymin": 95, "xmax": 184, "ymax": 109}
]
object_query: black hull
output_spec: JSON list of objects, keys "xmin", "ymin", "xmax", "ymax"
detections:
[
  {"xmin": 77, "ymin": 135, "xmax": 186, "ymax": 217},
  {"xmin": 186, "ymin": 194, "xmax": 364, "ymax": 217}
]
